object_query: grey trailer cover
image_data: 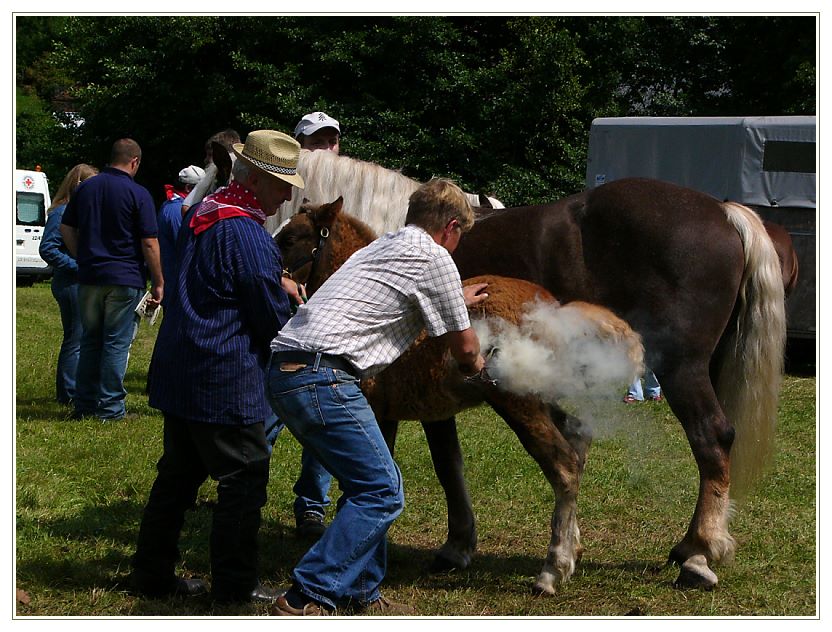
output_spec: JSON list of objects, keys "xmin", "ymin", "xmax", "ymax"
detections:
[{"xmin": 585, "ymin": 116, "xmax": 815, "ymax": 209}]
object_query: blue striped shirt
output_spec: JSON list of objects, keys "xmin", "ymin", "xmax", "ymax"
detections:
[{"xmin": 148, "ymin": 212, "xmax": 291, "ymax": 424}]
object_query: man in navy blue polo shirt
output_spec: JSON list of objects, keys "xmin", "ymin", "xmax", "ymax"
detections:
[
  {"xmin": 60, "ymin": 138, "xmax": 163, "ymax": 421},
  {"xmin": 131, "ymin": 130, "xmax": 304, "ymax": 603}
]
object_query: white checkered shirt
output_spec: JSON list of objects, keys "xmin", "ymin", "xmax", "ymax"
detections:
[{"xmin": 271, "ymin": 225, "xmax": 471, "ymax": 378}]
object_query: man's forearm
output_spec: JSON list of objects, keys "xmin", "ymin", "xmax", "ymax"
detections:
[
  {"xmin": 141, "ymin": 237, "xmax": 164, "ymax": 289},
  {"xmin": 443, "ymin": 328, "xmax": 484, "ymax": 375}
]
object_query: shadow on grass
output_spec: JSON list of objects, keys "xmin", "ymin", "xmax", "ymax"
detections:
[
  {"xmin": 383, "ymin": 542, "xmax": 670, "ymax": 593},
  {"xmin": 15, "ymin": 397, "xmax": 72, "ymax": 422},
  {"xmin": 123, "ymin": 368, "xmax": 151, "ymax": 396},
  {"xmin": 17, "ymin": 493, "xmax": 671, "ymax": 615}
]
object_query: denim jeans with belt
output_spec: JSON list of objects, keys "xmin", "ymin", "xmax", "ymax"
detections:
[
  {"xmin": 75, "ymin": 284, "xmax": 141, "ymax": 420},
  {"xmin": 50, "ymin": 277, "xmax": 82, "ymax": 404},
  {"xmin": 266, "ymin": 353, "xmax": 404, "ymax": 609}
]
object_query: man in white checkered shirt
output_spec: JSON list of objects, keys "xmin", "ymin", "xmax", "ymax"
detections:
[{"xmin": 267, "ymin": 178, "xmax": 488, "ymax": 616}]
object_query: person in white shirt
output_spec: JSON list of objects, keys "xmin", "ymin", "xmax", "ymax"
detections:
[{"xmin": 268, "ymin": 178, "xmax": 487, "ymax": 616}]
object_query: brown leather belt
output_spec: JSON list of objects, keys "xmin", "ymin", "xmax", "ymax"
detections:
[{"xmin": 272, "ymin": 351, "xmax": 357, "ymax": 375}]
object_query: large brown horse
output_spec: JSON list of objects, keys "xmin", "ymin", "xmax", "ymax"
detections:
[
  {"xmin": 278, "ymin": 167, "xmax": 786, "ymax": 590},
  {"xmin": 277, "ymin": 197, "xmax": 645, "ymax": 595},
  {"xmin": 763, "ymin": 220, "xmax": 800, "ymax": 296}
]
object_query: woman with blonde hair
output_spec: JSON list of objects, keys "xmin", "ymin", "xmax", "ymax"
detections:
[{"xmin": 39, "ymin": 163, "xmax": 98, "ymax": 405}]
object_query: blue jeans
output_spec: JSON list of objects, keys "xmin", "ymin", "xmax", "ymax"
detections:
[
  {"xmin": 75, "ymin": 284, "xmax": 142, "ymax": 420},
  {"xmin": 264, "ymin": 414, "xmax": 333, "ymax": 520},
  {"xmin": 293, "ymin": 448, "xmax": 332, "ymax": 520},
  {"xmin": 267, "ymin": 354, "xmax": 404, "ymax": 609},
  {"xmin": 50, "ymin": 277, "xmax": 82, "ymax": 404},
  {"xmin": 627, "ymin": 370, "xmax": 661, "ymax": 401}
]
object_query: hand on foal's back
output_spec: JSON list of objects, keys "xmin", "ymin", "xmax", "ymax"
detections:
[{"xmin": 463, "ymin": 283, "xmax": 489, "ymax": 307}]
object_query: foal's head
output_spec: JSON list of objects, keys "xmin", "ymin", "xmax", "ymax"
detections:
[{"xmin": 275, "ymin": 196, "xmax": 377, "ymax": 293}]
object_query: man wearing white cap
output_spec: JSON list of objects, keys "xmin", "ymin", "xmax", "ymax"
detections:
[
  {"xmin": 294, "ymin": 111, "xmax": 341, "ymax": 154},
  {"xmin": 132, "ymin": 131, "xmax": 304, "ymax": 604},
  {"xmin": 286, "ymin": 110, "xmax": 344, "ymax": 541},
  {"xmin": 156, "ymin": 165, "xmax": 205, "ymax": 308}
]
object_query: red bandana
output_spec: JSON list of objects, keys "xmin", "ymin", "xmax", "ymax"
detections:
[
  {"xmin": 164, "ymin": 184, "xmax": 188, "ymax": 201},
  {"xmin": 189, "ymin": 181, "xmax": 267, "ymax": 235}
]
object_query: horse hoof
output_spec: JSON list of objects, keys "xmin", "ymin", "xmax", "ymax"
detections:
[
  {"xmin": 532, "ymin": 577, "xmax": 557, "ymax": 596},
  {"xmin": 430, "ymin": 555, "xmax": 459, "ymax": 573},
  {"xmin": 674, "ymin": 555, "xmax": 718, "ymax": 590},
  {"xmin": 431, "ymin": 543, "xmax": 473, "ymax": 573},
  {"xmin": 430, "ymin": 552, "xmax": 472, "ymax": 573}
]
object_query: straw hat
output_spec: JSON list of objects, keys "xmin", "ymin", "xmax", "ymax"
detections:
[{"xmin": 232, "ymin": 130, "xmax": 305, "ymax": 188}]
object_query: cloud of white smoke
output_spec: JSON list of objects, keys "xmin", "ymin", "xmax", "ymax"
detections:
[{"xmin": 472, "ymin": 300, "xmax": 643, "ymax": 406}]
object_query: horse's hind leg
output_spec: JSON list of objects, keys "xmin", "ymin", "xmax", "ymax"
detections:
[
  {"xmin": 489, "ymin": 395, "xmax": 588, "ymax": 594},
  {"xmin": 421, "ymin": 418, "xmax": 477, "ymax": 571},
  {"xmin": 379, "ymin": 418, "xmax": 400, "ymax": 456},
  {"xmin": 660, "ymin": 365, "xmax": 737, "ymax": 589}
]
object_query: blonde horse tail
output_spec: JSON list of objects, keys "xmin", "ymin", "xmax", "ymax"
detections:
[{"xmin": 717, "ymin": 202, "xmax": 786, "ymax": 498}]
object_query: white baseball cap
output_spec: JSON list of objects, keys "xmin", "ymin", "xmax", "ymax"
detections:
[
  {"xmin": 178, "ymin": 165, "xmax": 206, "ymax": 185},
  {"xmin": 294, "ymin": 111, "xmax": 341, "ymax": 138}
]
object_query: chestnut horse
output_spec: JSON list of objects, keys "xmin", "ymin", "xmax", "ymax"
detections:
[
  {"xmin": 276, "ymin": 198, "xmax": 645, "ymax": 594},
  {"xmin": 276, "ymin": 153, "xmax": 786, "ymax": 591},
  {"xmin": 763, "ymin": 220, "xmax": 799, "ymax": 296}
]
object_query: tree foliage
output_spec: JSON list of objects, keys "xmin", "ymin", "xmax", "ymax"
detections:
[{"xmin": 15, "ymin": 15, "xmax": 816, "ymax": 206}]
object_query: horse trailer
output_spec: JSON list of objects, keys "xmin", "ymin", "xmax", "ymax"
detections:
[{"xmin": 585, "ymin": 116, "xmax": 816, "ymax": 340}]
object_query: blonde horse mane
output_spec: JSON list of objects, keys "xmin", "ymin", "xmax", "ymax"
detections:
[
  {"xmin": 718, "ymin": 201, "xmax": 786, "ymax": 497},
  {"xmin": 265, "ymin": 149, "xmax": 502, "ymax": 237}
]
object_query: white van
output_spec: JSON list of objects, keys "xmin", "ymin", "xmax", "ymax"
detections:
[{"xmin": 15, "ymin": 168, "xmax": 52, "ymax": 284}]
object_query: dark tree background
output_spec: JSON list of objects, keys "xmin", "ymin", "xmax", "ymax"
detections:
[{"xmin": 15, "ymin": 15, "xmax": 816, "ymax": 207}]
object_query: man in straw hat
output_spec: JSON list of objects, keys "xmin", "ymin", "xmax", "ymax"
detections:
[
  {"xmin": 267, "ymin": 178, "xmax": 489, "ymax": 615},
  {"xmin": 131, "ymin": 130, "xmax": 304, "ymax": 603}
]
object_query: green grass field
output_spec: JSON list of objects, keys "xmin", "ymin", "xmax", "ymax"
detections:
[{"xmin": 15, "ymin": 282, "xmax": 817, "ymax": 617}]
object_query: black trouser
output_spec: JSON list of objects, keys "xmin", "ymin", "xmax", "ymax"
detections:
[{"xmin": 132, "ymin": 414, "xmax": 270, "ymax": 598}]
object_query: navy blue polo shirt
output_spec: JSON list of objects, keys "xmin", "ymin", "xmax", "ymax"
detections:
[
  {"xmin": 61, "ymin": 167, "xmax": 158, "ymax": 288},
  {"xmin": 148, "ymin": 213, "xmax": 292, "ymax": 424}
]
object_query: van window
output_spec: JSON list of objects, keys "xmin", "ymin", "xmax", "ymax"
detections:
[{"xmin": 16, "ymin": 191, "xmax": 46, "ymax": 226}]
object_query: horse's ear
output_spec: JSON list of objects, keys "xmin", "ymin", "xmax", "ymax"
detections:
[
  {"xmin": 314, "ymin": 196, "xmax": 343, "ymax": 228},
  {"xmin": 212, "ymin": 142, "xmax": 232, "ymax": 185}
]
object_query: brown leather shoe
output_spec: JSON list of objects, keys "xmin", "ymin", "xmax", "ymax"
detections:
[
  {"xmin": 270, "ymin": 594, "xmax": 332, "ymax": 616},
  {"xmin": 359, "ymin": 595, "xmax": 416, "ymax": 616}
]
